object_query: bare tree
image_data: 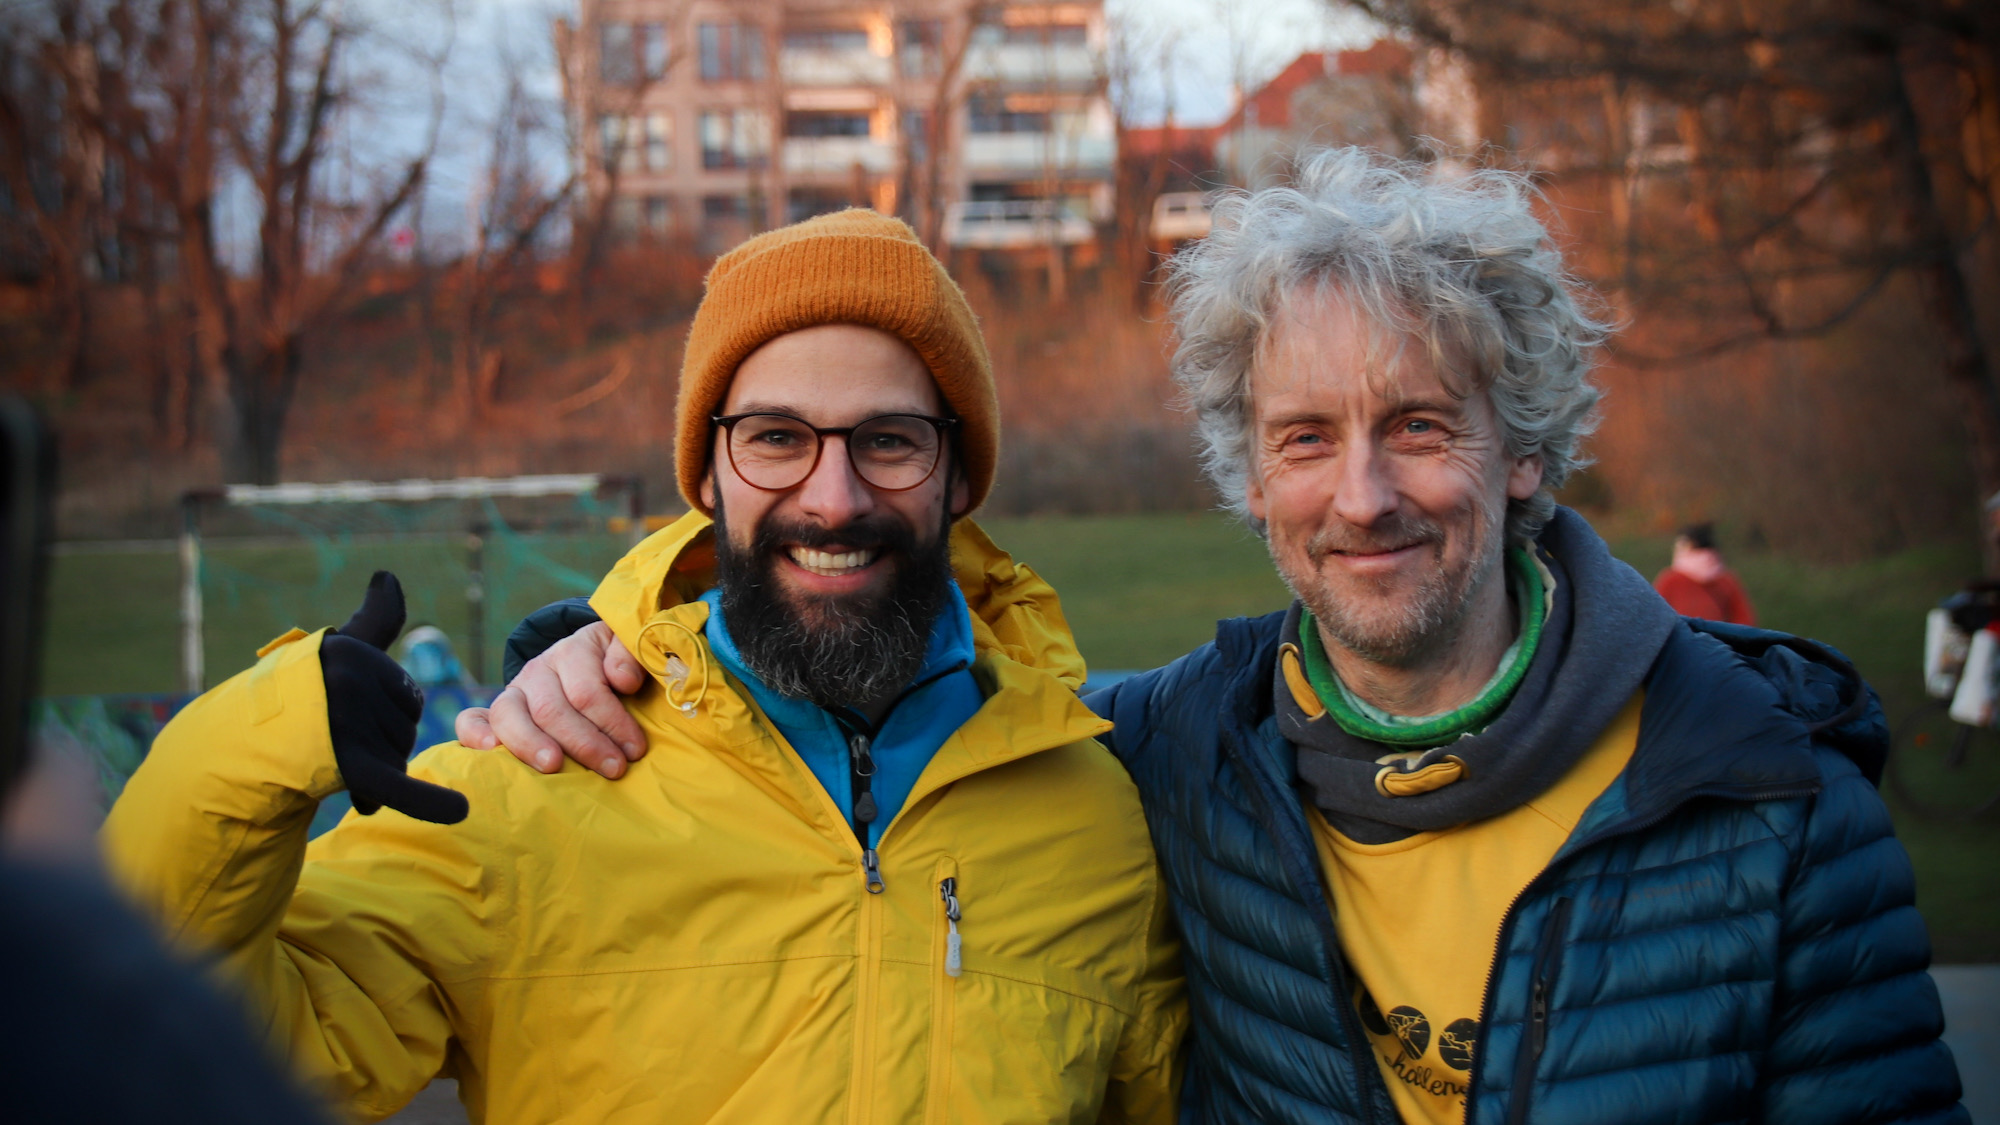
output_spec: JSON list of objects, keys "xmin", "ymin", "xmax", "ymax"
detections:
[
  {"xmin": 1106, "ymin": 13, "xmax": 1186, "ymax": 305},
  {"xmin": 21, "ymin": 0, "xmax": 445, "ymax": 484},
  {"xmin": 899, "ymin": 2, "xmax": 990, "ymax": 254},
  {"xmin": 1346, "ymin": 0, "xmax": 2000, "ymax": 541},
  {"xmin": 446, "ymin": 64, "xmax": 575, "ymax": 426},
  {"xmin": 0, "ymin": 8, "xmax": 117, "ymax": 396},
  {"xmin": 552, "ymin": 0, "xmax": 688, "ymax": 346}
]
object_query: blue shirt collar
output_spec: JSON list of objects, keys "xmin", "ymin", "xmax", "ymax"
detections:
[{"xmin": 698, "ymin": 578, "xmax": 977, "ymax": 729}]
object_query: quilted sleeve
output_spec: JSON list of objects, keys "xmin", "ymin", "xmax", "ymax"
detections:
[
  {"xmin": 1760, "ymin": 749, "xmax": 1968, "ymax": 1125},
  {"xmin": 501, "ymin": 596, "xmax": 599, "ymax": 685}
]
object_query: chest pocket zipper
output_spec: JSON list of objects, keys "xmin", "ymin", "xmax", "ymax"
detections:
[
  {"xmin": 941, "ymin": 877, "xmax": 964, "ymax": 977},
  {"xmin": 926, "ymin": 859, "xmax": 962, "ymax": 1122},
  {"xmin": 1504, "ymin": 896, "xmax": 1573, "ymax": 1125}
]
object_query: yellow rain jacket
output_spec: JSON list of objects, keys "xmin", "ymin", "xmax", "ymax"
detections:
[{"xmin": 104, "ymin": 515, "xmax": 1185, "ymax": 1124}]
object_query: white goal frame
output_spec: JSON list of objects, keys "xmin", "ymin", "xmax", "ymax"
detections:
[{"xmin": 178, "ymin": 474, "xmax": 643, "ymax": 693}]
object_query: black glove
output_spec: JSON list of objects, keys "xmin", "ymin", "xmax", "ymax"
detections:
[{"xmin": 319, "ymin": 571, "xmax": 469, "ymax": 825}]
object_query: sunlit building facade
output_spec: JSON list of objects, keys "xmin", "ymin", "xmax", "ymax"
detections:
[{"xmin": 557, "ymin": 0, "xmax": 1116, "ymax": 254}]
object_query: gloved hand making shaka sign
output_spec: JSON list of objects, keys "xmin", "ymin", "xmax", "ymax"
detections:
[{"xmin": 319, "ymin": 571, "xmax": 469, "ymax": 825}]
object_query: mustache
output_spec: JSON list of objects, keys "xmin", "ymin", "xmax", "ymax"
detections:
[
  {"xmin": 751, "ymin": 512, "xmax": 915, "ymax": 556},
  {"xmin": 1305, "ymin": 514, "xmax": 1445, "ymax": 557}
]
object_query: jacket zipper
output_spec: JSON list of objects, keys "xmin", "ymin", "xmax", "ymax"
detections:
[
  {"xmin": 924, "ymin": 860, "xmax": 962, "ymax": 1123},
  {"xmin": 1463, "ymin": 782, "xmax": 1819, "ymax": 1121},
  {"xmin": 1503, "ymin": 896, "xmax": 1572, "ymax": 1125},
  {"xmin": 847, "ymin": 731, "xmax": 887, "ymax": 893},
  {"xmin": 846, "ymin": 853, "xmax": 886, "ymax": 1125}
]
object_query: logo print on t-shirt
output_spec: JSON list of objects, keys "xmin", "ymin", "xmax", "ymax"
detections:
[
  {"xmin": 1438, "ymin": 1018, "xmax": 1478, "ymax": 1071},
  {"xmin": 1385, "ymin": 1006, "xmax": 1430, "ymax": 1059}
]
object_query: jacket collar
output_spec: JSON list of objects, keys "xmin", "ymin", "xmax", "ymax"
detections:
[{"xmin": 587, "ymin": 512, "xmax": 1110, "ymax": 805}]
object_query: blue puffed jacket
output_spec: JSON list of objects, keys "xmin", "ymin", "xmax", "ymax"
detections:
[{"xmin": 1089, "ymin": 605, "xmax": 1967, "ymax": 1124}]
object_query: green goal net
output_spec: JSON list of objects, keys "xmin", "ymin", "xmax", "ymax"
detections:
[{"xmin": 180, "ymin": 475, "xmax": 645, "ymax": 691}]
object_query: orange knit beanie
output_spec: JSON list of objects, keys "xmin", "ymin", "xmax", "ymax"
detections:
[{"xmin": 675, "ymin": 209, "xmax": 998, "ymax": 514}]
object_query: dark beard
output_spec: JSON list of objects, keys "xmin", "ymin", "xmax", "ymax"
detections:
[{"xmin": 713, "ymin": 493, "xmax": 955, "ymax": 712}]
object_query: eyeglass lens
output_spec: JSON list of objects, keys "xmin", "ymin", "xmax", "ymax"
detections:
[{"xmin": 726, "ymin": 414, "xmax": 943, "ymax": 491}]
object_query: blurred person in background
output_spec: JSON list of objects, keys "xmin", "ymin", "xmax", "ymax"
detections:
[
  {"xmin": 0, "ymin": 399, "xmax": 327, "ymax": 1125},
  {"xmin": 98, "ymin": 212, "xmax": 1182, "ymax": 1123},
  {"xmin": 1653, "ymin": 521, "xmax": 1757, "ymax": 624},
  {"xmin": 484, "ymin": 150, "xmax": 1965, "ymax": 1125}
]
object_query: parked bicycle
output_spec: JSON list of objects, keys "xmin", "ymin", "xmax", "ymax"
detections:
[{"xmin": 1889, "ymin": 585, "xmax": 2000, "ymax": 820}]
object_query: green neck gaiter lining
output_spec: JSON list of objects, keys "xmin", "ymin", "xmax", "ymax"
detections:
[{"xmin": 1298, "ymin": 547, "xmax": 1547, "ymax": 749}]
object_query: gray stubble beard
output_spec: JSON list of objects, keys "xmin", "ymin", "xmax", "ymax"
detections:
[{"xmin": 1282, "ymin": 500, "xmax": 1506, "ymax": 670}]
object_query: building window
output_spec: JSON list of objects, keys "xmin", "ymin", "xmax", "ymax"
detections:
[
  {"xmin": 898, "ymin": 20, "xmax": 941, "ymax": 78},
  {"xmin": 702, "ymin": 194, "xmax": 752, "ymax": 221},
  {"xmin": 598, "ymin": 114, "xmax": 632, "ymax": 173},
  {"xmin": 700, "ymin": 109, "xmax": 771, "ymax": 169},
  {"xmin": 611, "ymin": 196, "xmax": 642, "ymax": 238},
  {"xmin": 644, "ymin": 195, "xmax": 672, "ymax": 234},
  {"xmin": 698, "ymin": 23, "xmax": 766, "ymax": 82},
  {"xmin": 699, "ymin": 193, "xmax": 757, "ymax": 252},
  {"xmin": 600, "ymin": 113, "xmax": 671, "ymax": 172},
  {"xmin": 783, "ymin": 28, "xmax": 869, "ymax": 52},
  {"xmin": 1007, "ymin": 24, "xmax": 1087, "ymax": 46},
  {"xmin": 788, "ymin": 187, "xmax": 853, "ymax": 224},
  {"xmin": 968, "ymin": 95, "xmax": 1048, "ymax": 135},
  {"xmin": 645, "ymin": 113, "xmax": 672, "ymax": 169},
  {"xmin": 602, "ymin": 22, "xmax": 667, "ymax": 85},
  {"xmin": 785, "ymin": 111, "xmax": 870, "ymax": 138},
  {"xmin": 601, "ymin": 22, "xmax": 634, "ymax": 85},
  {"xmin": 640, "ymin": 23, "xmax": 668, "ymax": 80}
]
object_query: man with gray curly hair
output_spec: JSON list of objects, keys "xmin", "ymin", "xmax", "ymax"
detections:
[
  {"xmin": 1090, "ymin": 147, "xmax": 1963, "ymax": 1123},
  {"xmin": 478, "ymin": 148, "xmax": 1964, "ymax": 1125}
]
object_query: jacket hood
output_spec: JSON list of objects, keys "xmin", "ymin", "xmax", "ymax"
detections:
[{"xmin": 588, "ymin": 511, "xmax": 1091, "ymax": 689}]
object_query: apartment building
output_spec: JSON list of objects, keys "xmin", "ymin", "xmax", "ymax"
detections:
[{"xmin": 555, "ymin": 0, "xmax": 1116, "ymax": 255}]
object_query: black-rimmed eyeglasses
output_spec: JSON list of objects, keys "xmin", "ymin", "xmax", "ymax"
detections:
[{"xmin": 712, "ymin": 412, "xmax": 958, "ymax": 492}]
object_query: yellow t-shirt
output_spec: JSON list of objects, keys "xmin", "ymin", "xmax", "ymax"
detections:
[{"xmin": 1305, "ymin": 693, "xmax": 1643, "ymax": 1125}]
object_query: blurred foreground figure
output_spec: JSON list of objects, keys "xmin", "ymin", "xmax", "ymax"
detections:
[
  {"xmin": 0, "ymin": 400, "xmax": 326, "ymax": 1124},
  {"xmin": 1653, "ymin": 521, "xmax": 1757, "ymax": 624},
  {"xmin": 492, "ymin": 151, "xmax": 1965, "ymax": 1125},
  {"xmin": 101, "ymin": 212, "xmax": 1182, "ymax": 1122}
]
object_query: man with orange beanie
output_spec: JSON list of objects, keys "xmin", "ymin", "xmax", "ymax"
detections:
[{"xmin": 101, "ymin": 210, "xmax": 1184, "ymax": 1123}]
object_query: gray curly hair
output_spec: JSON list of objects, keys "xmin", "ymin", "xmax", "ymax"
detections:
[{"xmin": 1169, "ymin": 147, "xmax": 1610, "ymax": 545}]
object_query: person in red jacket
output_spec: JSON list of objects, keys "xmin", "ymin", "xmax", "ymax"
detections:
[{"xmin": 1654, "ymin": 522, "xmax": 1757, "ymax": 624}]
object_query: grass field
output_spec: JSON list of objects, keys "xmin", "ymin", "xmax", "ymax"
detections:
[{"xmin": 40, "ymin": 511, "xmax": 2000, "ymax": 960}]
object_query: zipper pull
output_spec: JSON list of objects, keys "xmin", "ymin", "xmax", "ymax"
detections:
[
  {"xmin": 848, "ymin": 732, "xmax": 876, "ymax": 777},
  {"xmin": 848, "ymin": 732, "xmax": 879, "ymax": 837},
  {"xmin": 862, "ymin": 848, "xmax": 885, "ymax": 894},
  {"xmin": 940, "ymin": 876, "xmax": 962, "ymax": 978},
  {"xmin": 1529, "ymin": 978, "xmax": 1549, "ymax": 1053}
]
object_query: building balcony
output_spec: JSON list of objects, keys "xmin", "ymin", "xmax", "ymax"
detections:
[
  {"xmin": 964, "ymin": 43, "xmax": 1099, "ymax": 89},
  {"xmin": 782, "ymin": 136, "xmax": 898, "ymax": 175},
  {"xmin": 780, "ymin": 47, "xmax": 893, "ymax": 87},
  {"xmin": 943, "ymin": 200, "xmax": 1095, "ymax": 248},
  {"xmin": 1150, "ymin": 192, "xmax": 1213, "ymax": 241},
  {"xmin": 961, "ymin": 132, "xmax": 1113, "ymax": 175}
]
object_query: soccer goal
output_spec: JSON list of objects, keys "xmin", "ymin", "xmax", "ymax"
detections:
[{"xmin": 177, "ymin": 475, "xmax": 645, "ymax": 693}]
